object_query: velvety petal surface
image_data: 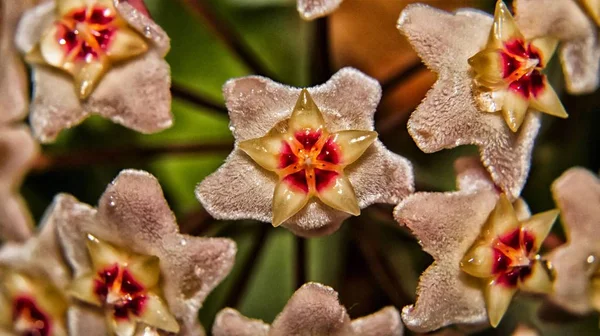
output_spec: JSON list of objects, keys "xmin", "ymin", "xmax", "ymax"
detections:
[
  {"xmin": 0, "ymin": 126, "xmax": 38, "ymax": 242},
  {"xmin": 394, "ymin": 157, "xmax": 498, "ymax": 332},
  {"xmin": 547, "ymin": 168, "xmax": 600, "ymax": 313},
  {"xmin": 212, "ymin": 308, "xmax": 270, "ymax": 336},
  {"xmin": 515, "ymin": 0, "xmax": 600, "ymax": 94},
  {"xmin": 54, "ymin": 170, "xmax": 236, "ymax": 335},
  {"xmin": 398, "ymin": 4, "xmax": 541, "ymax": 200},
  {"xmin": 297, "ymin": 0, "xmax": 343, "ymax": 20},
  {"xmin": 198, "ymin": 67, "xmax": 413, "ymax": 236}
]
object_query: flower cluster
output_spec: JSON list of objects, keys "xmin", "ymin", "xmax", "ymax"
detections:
[{"xmin": 0, "ymin": 0, "xmax": 598, "ymax": 335}]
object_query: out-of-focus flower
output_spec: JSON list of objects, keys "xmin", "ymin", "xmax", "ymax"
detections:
[
  {"xmin": 515, "ymin": 0, "xmax": 600, "ymax": 94},
  {"xmin": 297, "ymin": 0, "xmax": 343, "ymax": 20},
  {"xmin": 0, "ymin": 125, "xmax": 38, "ymax": 242},
  {"xmin": 0, "ymin": 200, "xmax": 71, "ymax": 336},
  {"xmin": 397, "ymin": 1, "xmax": 550, "ymax": 200},
  {"xmin": 0, "ymin": 0, "xmax": 39, "ymax": 123},
  {"xmin": 545, "ymin": 168, "xmax": 600, "ymax": 315},
  {"xmin": 196, "ymin": 67, "xmax": 414, "ymax": 237},
  {"xmin": 16, "ymin": 0, "xmax": 173, "ymax": 143},
  {"xmin": 212, "ymin": 282, "xmax": 403, "ymax": 336},
  {"xmin": 54, "ymin": 170, "xmax": 237, "ymax": 335},
  {"xmin": 469, "ymin": 1, "xmax": 566, "ymax": 132},
  {"xmin": 394, "ymin": 157, "xmax": 557, "ymax": 332}
]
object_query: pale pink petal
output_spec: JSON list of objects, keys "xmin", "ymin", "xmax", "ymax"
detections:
[
  {"xmin": 297, "ymin": 0, "xmax": 343, "ymax": 20},
  {"xmin": 212, "ymin": 308, "xmax": 270, "ymax": 336},
  {"xmin": 350, "ymin": 306, "xmax": 403, "ymax": 336},
  {"xmin": 113, "ymin": 0, "xmax": 170, "ymax": 56},
  {"xmin": 67, "ymin": 306, "xmax": 107, "ymax": 336}
]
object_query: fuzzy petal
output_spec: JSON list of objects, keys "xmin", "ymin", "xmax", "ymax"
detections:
[
  {"xmin": 559, "ymin": 35, "xmax": 600, "ymax": 94},
  {"xmin": 399, "ymin": 5, "xmax": 540, "ymax": 200},
  {"xmin": 350, "ymin": 306, "xmax": 404, "ymax": 336},
  {"xmin": 113, "ymin": 0, "xmax": 170, "ymax": 56},
  {"xmin": 67, "ymin": 306, "xmax": 107, "ymax": 336},
  {"xmin": 0, "ymin": 126, "xmax": 38, "ymax": 242},
  {"xmin": 547, "ymin": 168, "xmax": 600, "ymax": 314},
  {"xmin": 270, "ymin": 283, "xmax": 353, "ymax": 336},
  {"xmin": 30, "ymin": 49, "xmax": 172, "ymax": 143},
  {"xmin": 15, "ymin": 1, "xmax": 56, "ymax": 55},
  {"xmin": 297, "ymin": 0, "xmax": 343, "ymax": 20},
  {"xmin": 212, "ymin": 308, "xmax": 270, "ymax": 336},
  {"xmin": 394, "ymin": 159, "xmax": 497, "ymax": 331}
]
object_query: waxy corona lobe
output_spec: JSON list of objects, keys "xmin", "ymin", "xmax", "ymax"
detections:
[
  {"xmin": 469, "ymin": 0, "xmax": 567, "ymax": 132},
  {"xmin": 239, "ymin": 89, "xmax": 377, "ymax": 227},
  {"xmin": 28, "ymin": 0, "xmax": 148, "ymax": 99},
  {"xmin": 461, "ymin": 194, "xmax": 558, "ymax": 327}
]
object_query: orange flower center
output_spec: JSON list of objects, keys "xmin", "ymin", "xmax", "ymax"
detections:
[
  {"xmin": 12, "ymin": 296, "xmax": 51, "ymax": 336},
  {"xmin": 500, "ymin": 39, "xmax": 545, "ymax": 99},
  {"xmin": 93, "ymin": 264, "xmax": 147, "ymax": 321},
  {"xmin": 492, "ymin": 228, "xmax": 536, "ymax": 288}
]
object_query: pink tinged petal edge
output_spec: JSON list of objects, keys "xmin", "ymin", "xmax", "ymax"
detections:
[
  {"xmin": 113, "ymin": 0, "xmax": 170, "ymax": 56},
  {"xmin": 297, "ymin": 0, "xmax": 344, "ymax": 20},
  {"xmin": 547, "ymin": 168, "xmax": 600, "ymax": 314},
  {"xmin": 199, "ymin": 67, "xmax": 413, "ymax": 236},
  {"xmin": 394, "ymin": 157, "xmax": 498, "ymax": 332},
  {"xmin": 514, "ymin": 0, "xmax": 600, "ymax": 94},
  {"xmin": 0, "ymin": 125, "xmax": 39, "ymax": 242},
  {"xmin": 212, "ymin": 282, "xmax": 403, "ymax": 336},
  {"xmin": 398, "ymin": 5, "xmax": 540, "ymax": 200},
  {"xmin": 54, "ymin": 170, "xmax": 236, "ymax": 333}
]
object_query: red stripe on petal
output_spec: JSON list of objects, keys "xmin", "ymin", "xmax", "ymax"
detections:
[
  {"xmin": 499, "ymin": 229, "xmax": 521, "ymax": 249},
  {"xmin": 315, "ymin": 169, "xmax": 338, "ymax": 192},
  {"xmin": 283, "ymin": 170, "xmax": 309, "ymax": 193},
  {"xmin": 492, "ymin": 249, "xmax": 511, "ymax": 274},
  {"xmin": 317, "ymin": 137, "xmax": 340, "ymax": 164},
  {"xmin": 279, "ymin": 142, "xmax": 298, "ymax": 169},
  {"xmin": 295, "ymin": 129, "xmax": 322, "ymax": 150}
]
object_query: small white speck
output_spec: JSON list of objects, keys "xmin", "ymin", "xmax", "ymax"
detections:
[
  {"xmin": 180, "ymin": 239, "xmax": 187, "ymax": 246},
  {"xmin": 144, "ymin": 26, "xmax": 152, "ymax": 38}
]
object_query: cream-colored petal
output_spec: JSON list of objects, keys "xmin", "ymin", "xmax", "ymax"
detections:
[
  {"xmin": 502, "ymin": 90, "xmax": 529, "ymax": 132},
  {"xmin": 488, "ymin": 0, "xmax": 523, "ymax": 48},
  {"xmin": 461, "ymin": 244, "xmax": 496, "ymax": 278},
  {"xmin": 110, "ymin": 314, "xmax": 136, "ymax": 336},
  {"xmin": 238, "ymin": 132, "xmax": 285, "ymax": 172},
  {"xmin": 487, "ymin": 194, "xmax": 520, "ymax": 239},
  {"xmin": 519, "ymin": 259, "xmax": 553, "ymax": 294},
  {"xmin": 485, "ymin": 281, "xmax": 517, "ymax": 328},
  {"xmin": 74, "ymin": 61, "xmax": 108, "ymax": 99},
  {"xmin": 106, "ymin": 28, "xmax": 148, "ymax": 62},
  {"xmin": 317, "ymin": 174, "xmax": 360, "ymax": 216},
  {"xmin": 68, "ymin": 273, "xmax": 103, "ymax": 306},
  {"xmin": 288, "ymin": 89, "xmax": 326, "ymax": 134},
  {"xmin": 86, "ymin": 234, "xmax": 122, "ymax": 271},
  {"xmin": 582, "ymin": 0, "xmax": 600, "ymax": 26},
  {"xmin": 530, "ymin": 85, "xmax": 568, "ymax": 119},
  {"xmin": 57, "ymin": 0, "xmax": 86, "ymax": 16},
  {"xmin": 39, "ymin": 24, "xmax": 67, "ymax": 68},
  {"xmin": 126, "ymin": 254, "xmax": 161, "ymax": 290},
  {"xmin": 521, "ymin": 209, "xmax": 559, "ymax": 251},
  {"xmin": 272, "ymin": 180, "xmax": 310, "ymax": 227},
  {"xmin": 297, "ymin": 0, "xmax": 343, "ymax": 20},
  {"xmin": 469, "ymin": 49, "xmax": 505, "ymax": 87},
  {"xmin": 3, "ymin": 272, "xmax": 34, "ymax": 296},
  {"xmin": 530, "ymin": 37, "xmax": 558, "ymax": 67},
  {"xmin": 136, "ymin": 292, "xmax": 179, "ymax": 333},
  {"xmin": 328, "ymin": 130, "xmax": 377, "ymax": 166}
]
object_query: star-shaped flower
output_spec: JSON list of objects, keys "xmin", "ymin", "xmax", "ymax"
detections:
[
  {"xmin": 297, "ymin": 0, "xmax": 343, "ymax": 20},
  {"xmin": 394, "ymin": 157, "xmax": 557, "ymax": 332},
  {"xmin": 545, "ymin": 168, "xmax": 600, "ymax": 315},
  {"xmin": 212, "ymin": 282, "xmax": 404, "ymax": 336},
  {"xmin": 0, "ymin": 125, "xmax": 39, "ymax": 242},
  {"xmin": 53, "ymin": 169, "xmax": 237, "ymax": 335},
  {"xmin": 196, "ymin": 67, "xmax": 414, "ymax": 237},
  {"xmin": 514, "ymin": 0, "xmax": 600, "ymax": 94},
  {"xmin": 15, "ymin": 0, "xmax": 173, "ymax": 143},
  {"xmin": 0, "ymin": 0, "xmax": 38, "ymax": 123},
  {"xmin": 397, "ymin": 1, "xmax": 564, "ymax": 200},
  {"xmin": 0, "ymin": 200, "xmax": 72, "ymax": 336}
]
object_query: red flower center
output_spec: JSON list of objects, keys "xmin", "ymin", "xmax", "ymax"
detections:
[
  {"xmin": 277, "ymin": 129, "xmax": 341, "ymax": 194},
  {"xmin": 93, "ymin": 264, "xmax": 147, "ymax": 321},
  {"xmin": 501, "ymin": 39, "xmax": 545, "ymax": 99},
  {"xmin": 492, "ymin": 228, "xmax": 536, "ymax": 287},
  {"xmin": 55, "ymin": 6, "xmax": 118, "ymax": 62},
  {"xmin": 12, "ymin": 296, "xmax": 51, "ymax": 336}
]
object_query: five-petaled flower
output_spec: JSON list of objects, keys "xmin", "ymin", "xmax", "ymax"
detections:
[
  {"xmin": 469, "ymin": 1, "xmax": 567, "ymax": 132},
  {"xmin": 0, "ymin": 199, "xmax": 72, "ymax": 336},
  {"xmin": 196, "ymin": 67, "xmax": 414, "ymax": 237},
  {"xmin": 544, "ymin": 168, "xmax": 600, "ymax": 317},
  {"xmin": 212, "ymin": 282, "xmax": 404, "ymax": 336},
  {"xmin": 394, "ymin": 157, "xmax": 557, "ymax": 332},
  {"xmin": 397, "ymin": 1, "xmax": 547, "ymax": 200},
  {"xmin": 0, "ymin": 125, "xmax": 39, "ymax": 242},
  {"xmin": 514, "ymin": 0, "xmax": 600, "ymax": 94},
  {"xmin": 53, "ymin": 169, "xmax": 237, "ymax": 335},
  {"xmin": 16, "ymin": 0, "xmax": 173, "ymax": 143},
  {"xmin": 297, "ymin": 0, "xmax": 343, "ymax": 20}
]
